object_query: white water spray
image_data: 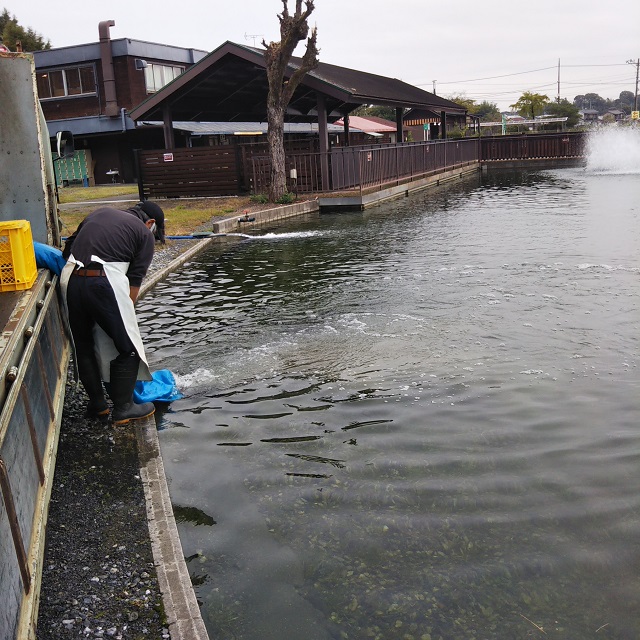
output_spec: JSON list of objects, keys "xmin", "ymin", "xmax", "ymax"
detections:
[
  {"xmin": 257, "ymin": 230, "xmax": 325, "ymax": 240},
  {"xmin": 585, "ymin": 126, "xmax": 640, "ymax": 174}
]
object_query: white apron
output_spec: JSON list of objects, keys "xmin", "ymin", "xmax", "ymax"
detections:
[{"xmin": 60, "ymin": 254, "xmax": 152, "ymax": 383}]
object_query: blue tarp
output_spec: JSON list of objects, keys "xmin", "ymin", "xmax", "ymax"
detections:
[
  {"xmin": 134, "ymin": 369, "xmax": 183, "ymax": 403},
  {"xmin": 34, "ymin": 241, "xmax": 66, "ymax": 276}
]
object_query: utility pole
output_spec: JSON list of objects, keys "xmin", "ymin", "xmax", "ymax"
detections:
[
  {"xmin": 557, "ymin": 58, "xmax": 561, "ymax": 103},
  {"xmin": 628, "ymin": 58, "xmax": 639, "ymax": 111}
]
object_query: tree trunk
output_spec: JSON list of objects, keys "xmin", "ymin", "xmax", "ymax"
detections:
[
  {"xmin": 267, "ymin": 103, "xmax": 287, "ymax": 202},
  {"xmin": 262, "ymin": 1, "xmax": 318, "ymax": 203}
]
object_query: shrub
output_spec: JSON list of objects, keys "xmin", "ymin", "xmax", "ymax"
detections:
[
  {"xmin": 275, "ymin": 191, "xmax": 297, "ymax": 205},
  {"xmin": 447, "ymin": 126, "xmax": 467, "ymax": 139},
  {"xmin": 250, "ymin": 193, "xmax": 269, "ymax": 204}
]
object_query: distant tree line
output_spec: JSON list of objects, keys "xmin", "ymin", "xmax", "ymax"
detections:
[
  {"xmin": 447, "ymin": 89, "xmax": 635, "ymax": 131},
  {"xmin": 573, "ymin": 91, "xmax": 635, "ymax": 114},
  {"xmin": 0, "ymin": 8, "xmax": 50, "ymax": 51}
]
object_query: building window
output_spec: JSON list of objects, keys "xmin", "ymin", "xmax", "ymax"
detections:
[
  {"xmin": 144, "ymin": 63, "xmax": 184, "ymax": 93},
  {"xmin": 37, "ymin": 65, "xmax": 96, "ymax": 99}
]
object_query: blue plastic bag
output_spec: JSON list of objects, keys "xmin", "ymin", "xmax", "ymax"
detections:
[
  {"xmin": 134, "ymin": 369, "xmax": 183, "ymax": 403},
  {"xmin": 34, "ymin": 241, "xmax": 66, "ymax": 276}
]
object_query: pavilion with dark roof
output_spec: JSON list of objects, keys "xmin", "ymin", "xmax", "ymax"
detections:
[
  {"xmin": 129, "ymin": 41, "xmax": 468, "ymax": 193},
  {"xmin": 130, "ymin": 41, "xmax": 465, "ymax": 137}
]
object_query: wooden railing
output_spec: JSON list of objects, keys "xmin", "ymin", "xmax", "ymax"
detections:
[
  {"xmin": 480, "ymin": 132, "xmax": 586, "ymax": 161},
  {"xmin": 135, "ymin": 133, "xmax": 587, "ymax": 199},
  {"xmin": 355, "ymin": 139, "xmax": 479, "ymax": 193},
  {"xmin": 251, "ymin": 138, "xmax": 480, "ymax": 196}
]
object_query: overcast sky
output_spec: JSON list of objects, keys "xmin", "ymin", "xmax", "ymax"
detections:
[{"xmin": 6, "ymin": 0, "xmax": 639, "ymax": 111}]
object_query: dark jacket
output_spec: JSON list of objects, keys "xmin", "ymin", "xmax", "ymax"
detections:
[{"xmin": 63, "ymin": 207, "xmax": 154, "ymax": 287}]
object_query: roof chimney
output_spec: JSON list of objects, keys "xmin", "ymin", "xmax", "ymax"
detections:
[{"xmin": 99, "ymin": 20, "xmax": 119, "ymax": 117}]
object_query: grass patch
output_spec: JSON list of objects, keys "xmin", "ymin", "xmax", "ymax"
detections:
[
  {"xmin": 58, "ymin": 196, "xmax": 254, "ymax": 238},
  {"xmin": 58, "ymin": 184, "xmax": 139, "ymax": 204},
  {"xmin": 159, "ymin": 198, "xmax": 251, "ymax": 235}
]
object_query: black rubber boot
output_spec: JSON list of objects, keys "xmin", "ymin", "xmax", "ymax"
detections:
[
  {"xmin": 109, "ymin": 354, "xmax": 155, "ymax": 425},
  {"xmin": 76, "ymin": 351, "xmax": 109, "ymax": 420}
]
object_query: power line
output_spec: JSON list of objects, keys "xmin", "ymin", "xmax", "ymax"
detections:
[
  {"xmin": 416, "ymin": 62, "xmax": 633, "ymax": 88},
  {"xmin": 417, "ymin": 59, "xmax": 638, "ymax": 108},
  {"xmin": 562, "ymin": 63, "xmax": 629, "ymax": 68},
  {"xmin": 419, "ymin": 66, "xmax": 556, "ymax": 86}
]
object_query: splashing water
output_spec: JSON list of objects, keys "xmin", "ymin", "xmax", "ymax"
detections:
[
  {"xmin": 257, "ymin": 230, "xmax": 326, "ymax": 240},
  {"xmin": 585, "ymin": 126, "xmax": 640, "ymax": 174}
]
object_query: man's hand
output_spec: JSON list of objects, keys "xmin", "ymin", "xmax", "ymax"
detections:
[{"xmin": 130, "ymin": 286, "xmax": 140, "ymax": 303}]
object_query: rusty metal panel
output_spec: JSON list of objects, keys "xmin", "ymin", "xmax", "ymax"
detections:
[
  {"xmin": 0, "ymin": 398, "xmax": 38, "ymax": 639},
  {"xmin": 1, "ymin": 399, "xmax": 40, "ymax": 561},
  {"xmin": 23, "ymin": 347, "xmax": 51, "ymax": 460},
  {"xmin": 0, "ymin": 488, "xmax": 23, "ymax": 639}
]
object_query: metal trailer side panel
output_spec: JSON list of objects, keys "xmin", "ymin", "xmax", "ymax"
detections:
[
  {"xmin": 0, "ymin": 52, "xmax": 54, "ymax": 245},
  {"xmin": 0, "ymin": 274, "xmax": 70, "ymax": 639}
]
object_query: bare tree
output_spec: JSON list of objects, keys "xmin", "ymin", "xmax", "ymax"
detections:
[{"xmin": 263, "ymin": 1, "xmax": 319, "ymax": 202}]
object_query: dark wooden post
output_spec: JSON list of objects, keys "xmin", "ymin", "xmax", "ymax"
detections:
[
  {"xmin": 396, "ymin": 107, "xmax": 404, "ymax": 144},
  {"xmin": 162, "ymin": 103, "xmax": 175, "ymax": 150},
  {"xmin": 134, "ymin": 149, "xmax": 145, "ymax": 201},
  {"xmin": 440, "ymin": 111, "xmax": 447, "ymax": 139},
  {"xmin": 343, "ymin": 114, "xmax": 350, "ymax": 147},
  {"xmin": 317, "ymin": 94, "xmax": 330, "ymax": 191}
]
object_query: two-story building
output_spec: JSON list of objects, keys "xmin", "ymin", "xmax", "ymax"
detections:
[
  {"xmin": 578, "ymin": 109, "xmax": 600, "ymax": 124},
  {"xmin": 33, "ymin": 20, "xmax": 207, "ymax": 184}
]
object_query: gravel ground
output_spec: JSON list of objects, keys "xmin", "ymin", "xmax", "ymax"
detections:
[
  {"xmin": 36, "ymin": 236, "xmax": 210, "ymax": 639},
  {"xmin": 37, "ymin": 384, "xmax": 169, "ymax": 640}
]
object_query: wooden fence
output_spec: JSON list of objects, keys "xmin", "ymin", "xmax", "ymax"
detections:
[
  {"xmin": 136, "ymin": 147, "xmax": 240, "ymax": 199},
  {"xmin": 136, "ymin": 140, "xmax": 319, "ymax": 199}
]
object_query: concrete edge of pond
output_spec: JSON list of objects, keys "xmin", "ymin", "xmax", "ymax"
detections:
[
  {"xmin": 319, "ymin": 162, "xmax": 481, "ymax": 210},
  {"xmin": 135, "ymin": 417, "xmax": 209, "ymax": 640},
  {"xmin": 133, "ymin": 198, "xmax": 321, "ymax": 639},
  {"xmin": 211, "ymin": 198, "xmax": 321, "ymax": 233}
]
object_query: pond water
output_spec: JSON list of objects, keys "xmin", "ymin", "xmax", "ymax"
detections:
[{"xmin": 137, "ymin": 130, "xmax": 640, "ymax": 640}]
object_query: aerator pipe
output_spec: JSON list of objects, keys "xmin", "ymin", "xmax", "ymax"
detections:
[
  {"xmin": 61, "ymin": 233, "xmax": 252, "ymax": 241},
  {"xmin": 166, "ymin": 233, "xmax": 253, "ymax": 240}
]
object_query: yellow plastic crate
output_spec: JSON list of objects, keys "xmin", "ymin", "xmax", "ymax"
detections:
[{"xmin": 0, "ymin": 220, "xmax": 38, "ymax": 291}]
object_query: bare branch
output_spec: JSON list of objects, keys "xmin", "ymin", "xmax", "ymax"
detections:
[
  {"xmin": 282, "ymin": 27, "xmax": 319, "ymax": 104},
  {"xmin": 301, "ymin": 0, "xmax": 315, "ymax": 21}
]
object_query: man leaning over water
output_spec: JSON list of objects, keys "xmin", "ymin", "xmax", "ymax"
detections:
[{"xmin": 60, "ymin": 201, "xmax": 165, "ymax": 424}]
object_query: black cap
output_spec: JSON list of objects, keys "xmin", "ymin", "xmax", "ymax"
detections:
[{"xmin": 137, "ymin": 201, "xmax": 165, "ymax": 244}]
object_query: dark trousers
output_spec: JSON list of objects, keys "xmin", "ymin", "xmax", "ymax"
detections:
[{"xmin": 67, "ymin": 275, "xmax": 137, "ymax": 368}]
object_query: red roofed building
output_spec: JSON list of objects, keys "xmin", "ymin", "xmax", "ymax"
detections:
[{"xmin": 333, "ymin": 115, "xmax": 398, "ymax": 145}]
